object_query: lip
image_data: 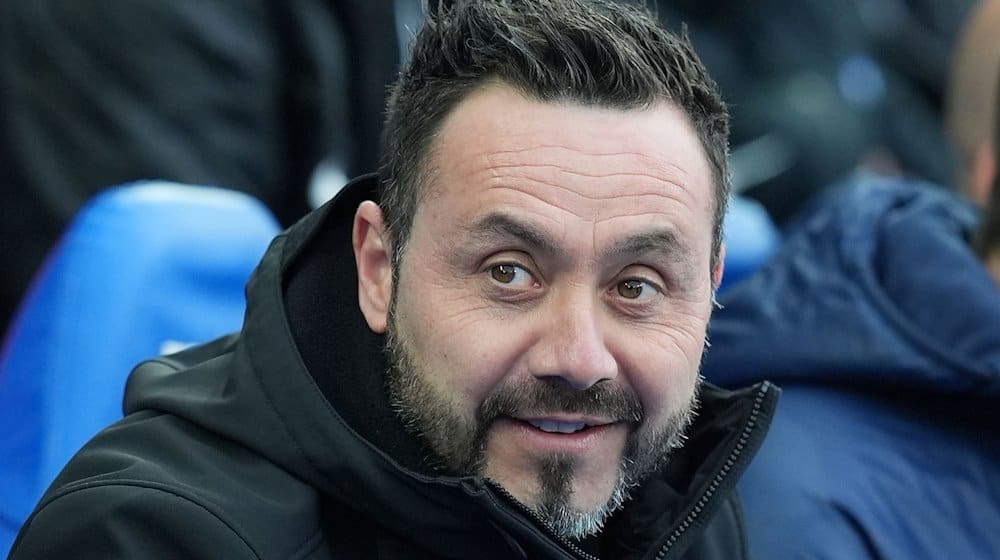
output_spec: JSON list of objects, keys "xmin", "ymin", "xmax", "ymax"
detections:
[
  {"xmin": 514, "ymin": 414, "xmax": 615, "ymax": 426},
  {"xmin": 494, "ymin": 416, "xmax": 626, "ymax": 455}
]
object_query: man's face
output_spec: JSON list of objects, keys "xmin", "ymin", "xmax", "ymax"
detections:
[{"xmin": 356, "ymin": 84, "xmax": 720, "ymax": 538}]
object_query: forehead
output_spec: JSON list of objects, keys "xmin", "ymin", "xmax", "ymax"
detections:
[{"xmin": 420, "ymin": 84, "xmax": 715, "ymax": 249}]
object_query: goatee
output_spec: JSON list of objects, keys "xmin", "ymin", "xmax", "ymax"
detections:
[{"xmin": 385, "ymin": 309, "xmax": 701, "ymax": 539}]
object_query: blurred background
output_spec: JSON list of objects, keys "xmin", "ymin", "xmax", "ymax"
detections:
[
  {"xmin": 0, "ymin": 0, "xmax": 981, "ymax": 343},
  {"xmin": 657, "ymin": 0, "xmax": 976, "ymax": 222}
]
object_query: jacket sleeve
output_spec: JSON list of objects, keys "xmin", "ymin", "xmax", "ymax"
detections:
[{"xmin": 9, "ymin": 483, "xmax": 259, "ymax": 559}]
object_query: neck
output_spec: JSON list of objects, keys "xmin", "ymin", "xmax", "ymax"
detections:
[{"xmin": 987, "ymin": 249, "xmax": 1000, "ymax": 288}]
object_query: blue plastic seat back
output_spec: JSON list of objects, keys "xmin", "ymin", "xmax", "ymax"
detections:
[
  {"xmin": 0, "ymin": 182, "xmax": 280, "ymax": 554},
  {"xmin": 720, "ymin": 195, "xmax": 781, "ymax": 293}
]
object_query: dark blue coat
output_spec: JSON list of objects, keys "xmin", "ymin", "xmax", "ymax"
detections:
[{"xmin": 704, "ymin": 175, "xmax": 1000, "ymax": 559}]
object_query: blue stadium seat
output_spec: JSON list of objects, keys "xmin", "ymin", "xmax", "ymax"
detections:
[
  {"xmin": 0, "ymin": 182, "xmax": 280, "ymax": 556},
  {"xmin": 720, "ymin": 195, "xmax": 780, "ymax": 293}
]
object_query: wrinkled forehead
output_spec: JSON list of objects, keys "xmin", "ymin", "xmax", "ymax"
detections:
[
  {"xmin": 421, "ymin": 84, "xmax": 715, "ymax": 213},
  {"xmin": 405, "ymin": 84, "xmax": 718, "ymax": 275}
]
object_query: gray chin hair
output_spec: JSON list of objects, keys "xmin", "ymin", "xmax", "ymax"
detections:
[
  {"xmin": 529, "ymin": 454, "xmax": 631, "ymax": 540},
  {"xmin": 533, "ymin": 386, "xmax": 701, "ymax": 540}
]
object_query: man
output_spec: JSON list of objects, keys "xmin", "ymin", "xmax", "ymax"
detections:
[
  {"xmin": 10, "ymin": 1, "xmax": 776, "ymax": 558},
  {"xmin": 949, "ymin": 0, "xmax": 1000, "ymax": 276},
  {"xmin": 945, "ymin": 0, "xmax": 1000, "ymax": 206},
  {"xmin": 702, "ymin": 1, "xmax": 1000, "ymax": 558},
  {"xmin": 983, "ymin": 78, "xmax": 1000, "ymax": 279}
]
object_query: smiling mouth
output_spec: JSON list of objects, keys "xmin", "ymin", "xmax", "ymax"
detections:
[
  {"xmin": 526, "ymin": 419, "xmax": 591, "ymax": 434},
  {"xmin": 499, "ymin": 417, "xmax": 623, "ymax": 454}
]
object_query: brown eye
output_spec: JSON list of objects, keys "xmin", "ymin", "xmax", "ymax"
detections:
[
  {"xmin": 491, "ymin": 264, "xmax": 517, "ymax": 284},
  {"xmin": 617, "ymin": 279, "xmax": 645, "ymax": 299}
]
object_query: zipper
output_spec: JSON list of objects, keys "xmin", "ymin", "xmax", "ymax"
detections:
[
  {"xmin": 476, "ymin": 380, "xmax": 773, "ymax": 560},
  {"xmin": 485, "ymin": 479, "xmax": 602, "ymax": 560},
  {"xmin": 653, "ymin": 381, "xmax": 774, "ymax": 560}
]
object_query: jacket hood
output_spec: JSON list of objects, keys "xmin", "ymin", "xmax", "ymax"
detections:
[
  {"xmin": 704, "ymin": 174, "xmax": 1000, "ymax": 397},
  {"xmin": 124, "ymin": 174, "xmax": 777, "ymax": 559}
]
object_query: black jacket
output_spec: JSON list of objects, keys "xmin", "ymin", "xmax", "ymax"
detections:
[{"xmin": 10, "ymin": 175, "xmax": 778, "ymax": 560}]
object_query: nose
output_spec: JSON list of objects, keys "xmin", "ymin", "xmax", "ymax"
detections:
[{"xmin": 527, "ymin": 292, "xmax": 618, "ymax": 390}]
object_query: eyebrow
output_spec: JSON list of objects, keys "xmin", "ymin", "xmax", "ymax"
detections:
[
  {"xmin": 600, "ymin": 228, "xmax": 694, "ymax": 267},
  {"xmin": 460, "ymin": 212, "xmax": 695, "ymax": 268},
  {"xmin": 461, "ymin": 212, "xmax": 561, "ymax": 256}
]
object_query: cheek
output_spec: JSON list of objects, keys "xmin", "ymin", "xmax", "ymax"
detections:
[
  {"xmin": 613, "ymin": 312, "xmax": 709, "ymax": 418},
  {"xmin": 395, "ymin": 280, "xmax": 532, "ymax": 404}
]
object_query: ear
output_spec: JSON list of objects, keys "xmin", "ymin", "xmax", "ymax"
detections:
[
  {"xmin": 969, "ymin": 141, "xmax": 997, "ymax": 205},
  {"xmin": 353, "ymin": 201, "xmax": 393, "ymax": 333},
  {"xmin": 712, "ymin": 244, "xmax": 726, "ymax": 291}
]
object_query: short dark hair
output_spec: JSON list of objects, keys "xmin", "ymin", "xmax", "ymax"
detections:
[{"xmin": 379, "ymin": 0, "xmax": 730, "ymax": 273}]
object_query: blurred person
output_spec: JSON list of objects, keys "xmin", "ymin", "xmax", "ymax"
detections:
[
  {"xmin": 701, "ymin": 1, "xmax": 1000, "ymax": 558},
  {"xmin": 946, "ymin": 0, "xmax": 1000, "ymax": 205},
  {"xmin": 0, "ymin": 0, "xmax": 400, "ymax": 342},
  {"xmin": 8, "ymin": 1, "xmax": 777, "ymax": 559},
  {"xmin": 980, "ymin": 75, "xmax": 1000, "ymax": 280}
]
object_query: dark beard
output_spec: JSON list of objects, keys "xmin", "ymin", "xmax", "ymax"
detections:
[{"xmin": 384, "ymin": 307, "xmax": 701, "ymax": 538}]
